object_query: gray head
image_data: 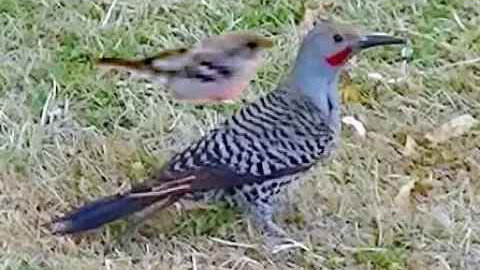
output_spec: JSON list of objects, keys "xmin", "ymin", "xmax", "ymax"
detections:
[
  {"xmin": 290, "ymin": 20, "xmax": 405, "ymax": 124},
  {"xmin": 297, "ymin": 20, "xmax": 405, "ymax": 73}
]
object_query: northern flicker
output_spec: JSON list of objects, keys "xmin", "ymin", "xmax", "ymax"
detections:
[
  {"xmin": 50, "ymin": 21, "xmax": 404, "ymax": 236},
  {"xmin": 97, "ymin": 31, "xmax": 273, "ymax": 103}
]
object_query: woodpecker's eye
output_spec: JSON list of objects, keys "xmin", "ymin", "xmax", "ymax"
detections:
[
  {"xmin": 246, "ymin": 41, "xmax": 258, "ymax": 49},
  {"xmin": 333, "ymin": 34, "xmax": 344, "ymax": 43}
]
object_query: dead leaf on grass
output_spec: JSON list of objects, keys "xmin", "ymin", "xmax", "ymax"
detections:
[
  {"xmin": 341, "ymin": 72, "xmax": 368, "ymax": 104},
  {"xmin": 394, "ymin": 177, "xmax": 433, "ymax": 215},
  {"xmin": 342, "ymin": 116, "xmax": 366, "ymax": 137},
  {"xmin": 402, "ymin": 134, "xmax": 418, "ymax": 157},
  {"xmin": 424, "ymin": 114, "xmax": 478, "ymax": 144}
]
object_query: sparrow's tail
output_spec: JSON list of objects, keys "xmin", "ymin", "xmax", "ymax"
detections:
[{"xmin": 96, "ymin": 58, "xmax": 146, "ymax": 71}]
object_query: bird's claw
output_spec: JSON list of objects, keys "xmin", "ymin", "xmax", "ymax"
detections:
[{"xmin": 265, "ymin": 237, "xmax": 310, "ymax": 254}]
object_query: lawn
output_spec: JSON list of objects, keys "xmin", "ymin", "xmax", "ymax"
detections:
[{"xmin": 1, "ymin": 0, "xmax": 479, "ymax": 269}]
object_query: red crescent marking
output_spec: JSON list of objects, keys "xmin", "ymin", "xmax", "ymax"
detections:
[{"xmin": 326, "ymin": 47, "xmax": 353, "ymax": 66}]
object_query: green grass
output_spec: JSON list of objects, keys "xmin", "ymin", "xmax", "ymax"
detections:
[
  {"xmin": 354, "ymin": 246, "xmax": 408, "ymax": 270},
  {"xmin": 172, "ymin": 204, "xmax": 239, "ymax": 237},
  {"xmin": 1, "ymin": 0, "xmax": 480, "ymax": 269}
]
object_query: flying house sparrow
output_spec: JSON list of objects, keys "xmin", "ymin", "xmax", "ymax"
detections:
[{"xmin": 97, "ymin": 31, "xmax": 273, "ymax": 103}]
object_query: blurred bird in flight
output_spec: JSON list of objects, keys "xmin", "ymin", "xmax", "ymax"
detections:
[{"xmin": 97, "ymin": 31, "xmax": 273, "ymax": 103}]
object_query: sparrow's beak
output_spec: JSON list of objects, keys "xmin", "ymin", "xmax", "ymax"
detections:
[{"xmin": 356, "ymin": 33, "xmax": 405, "ymax": 50}]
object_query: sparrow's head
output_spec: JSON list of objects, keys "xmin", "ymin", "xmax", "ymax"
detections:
[
  {"xmin": 301, "ymin": 20, "xmax": 405, "ymax": 68},
  {"xmin": 200, "ymin": 31, "xmax": 273, "ymax": 59}
]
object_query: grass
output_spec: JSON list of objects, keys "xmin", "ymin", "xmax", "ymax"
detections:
[{"xmin": 1, "ymin": 0, "xmax": 480, "ymax": 269}]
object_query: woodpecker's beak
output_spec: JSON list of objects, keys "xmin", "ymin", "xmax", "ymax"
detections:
[{"xmin": 356, "ymin": 33, "xmax": 405, "ymax": 50}]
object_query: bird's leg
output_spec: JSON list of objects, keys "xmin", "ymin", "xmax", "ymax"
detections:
[
  {"xmin": 250, "ymin": 200, "xmax": 287, "ymax": 237},
  {"xmin": 275, "ymin": 177, "xmax": 302, "ymax": 215},
  {"xmin": 249, "ymin": 199, "xmax": 310, "ymax": 254}
]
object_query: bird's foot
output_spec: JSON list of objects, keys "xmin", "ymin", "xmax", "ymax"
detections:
[
  {"xmin": 255, "ymin": 219, "xmax": 308, "ymax": 254},
  {"xmin": 260, "ymin": 219, "xmax": 288, "ymax": 238},
  {"xmin": 268, "ymin": 237, "xmax": 310, "ymax": 254},
  {"xmin": 261, "ymin": 226, "xmax": 309, "ymax": 254},
  {"xmin": 249, "ymin": 201, "xmax": 308, "ymax": 253}
]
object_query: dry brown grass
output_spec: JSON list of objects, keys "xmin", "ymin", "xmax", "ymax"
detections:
[{"xmin": 1, "ymin": 0, "xmax": 479, "ymax": 269}]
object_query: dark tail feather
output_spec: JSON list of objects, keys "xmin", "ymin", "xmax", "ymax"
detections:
[
  {"xmin": 96, "ymin": 58, "xmax": 145, "ymax": 70},
  {"xmin": 50, "ymin": 194, "xmax": 160, "ymax": 235}
]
